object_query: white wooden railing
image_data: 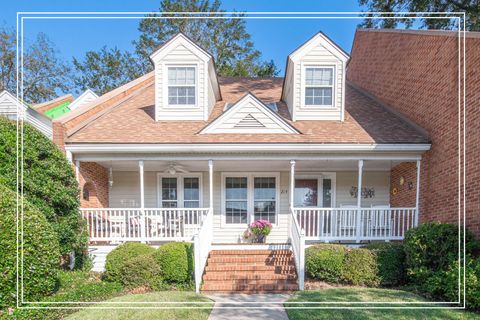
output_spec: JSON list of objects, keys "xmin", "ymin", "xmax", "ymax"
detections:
[
  {"xmin": 289, "ymin": 208, "xmax": 305, "ymax": 290},
  {"xmin": 292, "ymin": 207, "xmax": 418, "ymax": 241},
  {"xmin": 81, "ymin": 208, "xmax": 210, "ymax": 242},
  {"xmin": 193, "ymin": 208, "xmax": 214, "ymax": 293}
]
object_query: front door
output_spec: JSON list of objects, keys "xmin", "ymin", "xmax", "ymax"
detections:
[{"xmin": 294, "ymin": 175, "xmax": 334, "ymax": 208}]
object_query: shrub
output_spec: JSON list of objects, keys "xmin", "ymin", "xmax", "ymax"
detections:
[
  {"xmin": 103, "ymin": 242, "xmax": 155, "ymax": 284},
  {"xmin": 366, "ymin": 242, "xmax": 406, "ymax": 286},
  {"xmin": 305, "ymin": 244, "xmax": 346, "ymax": 283},
  {"xmin": 0, "ymin": 184, "xmax": 60, "ymax": 308},
  {"xmin": 120, "ymin": 254, "xmax": 162, "ymax": 289},
  {"xmin": 0, "ymin": 117, "xmax": 87, "ymax": 261},
  {"xmin": 404, "ymin": 222, "xmax": 474, "ymax": 285},
  {"xmin": 153, "ymin": 242, "xmax": 193, "ymax": 284},
  {"xmin": 342, "ymin": 248, "xmax": 379, "ymax": 286}
]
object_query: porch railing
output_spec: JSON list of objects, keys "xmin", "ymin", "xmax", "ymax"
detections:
[
  {"xmin": 289, "ymin": 207, "xmax": 305, "ymax": 290},
  {"xmin": 292, "ymin": 207, "xmax": 418, "ymax": 241},
  {"xmin": 81, "ymin": 208, "xmax": 210, "ymax": 242},
  {"xmin": 193, "ymin": 208, "xmax": 214, "ymax": 293}
]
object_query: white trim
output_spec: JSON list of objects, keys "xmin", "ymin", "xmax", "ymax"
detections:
[
  {"xmin": 163, "ymin": 63, "xmax": 199, "ymax": 109},
  {"xmin": 149, "ymin": 33, "xmax": 210, "ymax": 63},
  {"xmin": 289, "ymin": 32, "xmax": 350, "ymax": 63},
  {"xmin": 69, "ymin": 89, "xmax": 98, "ymax": 111},
  {"xmin": 300, "ymin": 64, "xmax": 337, "ymax": 109},
  {"xmin": 220, "ymin": 172, "xmax": 280, "ymax": 228},
  {"xmin": 156, "ymin": 172, "xmax": 203, "ymax": 208},
  {"xmin": 65, "ymin": 143, "xmax": 431, "ymax": 153},
  {"xmin": 200, "ymin": 93, "xmax": 299, "ymax": 134}
]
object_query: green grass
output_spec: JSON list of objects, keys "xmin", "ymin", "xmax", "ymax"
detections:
[
  {"xmin": 285, "ymin": 288, "xmax": 477, "ymax": 320},
  {"xmin": 65, "ymin": 291, "xmax": 213, "ymax": 320}
]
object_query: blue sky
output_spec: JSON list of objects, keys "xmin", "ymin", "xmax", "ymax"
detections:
[{"xmin": 1, "ymin": 1, "xmax": 366, "ymax": 82}]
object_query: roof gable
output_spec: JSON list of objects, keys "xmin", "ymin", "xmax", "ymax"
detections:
[
  {"xmin": 288, "ymin": 32, "xmax": 350, "ymax": 63},
  {"xmin": 0, "ymin": 90, "xmax": 27, "ymax": 114},
  {"xmin": 149, "ymin": 33, "xmax": 212, "ymax": 62},
  {"xmin": 201, "ymin": 93, "xmax": 299, "ymax": 134}
]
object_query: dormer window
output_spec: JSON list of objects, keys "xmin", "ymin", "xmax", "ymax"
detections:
[
  {"xmin": 167, "ymin": 66, "xmax": 196, "ymax": 106},
  {"xmin": 304, "ymin": 66, "xmax": 334, "ymax": 106}
]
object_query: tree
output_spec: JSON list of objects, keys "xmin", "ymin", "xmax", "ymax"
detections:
[
  {"xmin": 0, "ymin": 27, "xmax": 72, "ymax": 103},
  {"xmin": 134, "ymin": 0, "xmax": 279, "ymax": 77},
  {"xmin": 359, "ymin": 0, "xmax": 480, "ymax": 31},
  {"xmin": 73, "ymin": 47, "xmax": 146, "ymax": 95}
]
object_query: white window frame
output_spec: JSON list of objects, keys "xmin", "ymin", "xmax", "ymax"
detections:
[
  {"xmin": 156, "ymin": 173, "xmax": 203, "ymax": 208},
  {"xmin": 221, "ymin": 172, "xmax": 280, "ymax": 228},
  {"xmin": 300, "ymin": 64, "xmax": 336, "ymax": 108},
  {"xmin": 294, "ymin": 172, "xmax": 336, "ymax": 208},
  {"xmin": 163, "ymin": 64, "xmax": 199, "ymax": 109}
]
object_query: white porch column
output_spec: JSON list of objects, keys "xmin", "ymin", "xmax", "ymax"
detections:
[
  {"xmin": 139, "ymin": 160, "xmax": 146, "ymax": 243},
  {"xmin": 356, "ymin": 160, "xmax": 364, "ymax": 243},
  {"xmin": 415, "ymin": 159, "xmax": 421, "ymax": 226},
  {"xmin": 208, "ymin": 160, "xmax": 213, "ymax": 211},
  {"xmin": 75, "ymin": 160, "xmax": 80, "ymax": 183},
  {"xmin": 290, "ymin": 160, "xmax": 296, "ymax": 209}
]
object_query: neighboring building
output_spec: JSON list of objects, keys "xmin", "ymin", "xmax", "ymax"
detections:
[
  {"xmin": 68, "ymin": 89, "xmax": 99, "ymax": 111},
  {"xmin": 0, "ymin": 90, "xmax": 53, "ymax": 138},
  {"xmin": 53, "ymin": 32, "xmax": 433, "ymax": 292},
  {"xmin": 34, "ymin": 89, "xmax": 99, "ymax": 120},
  {"xmin": 347, "ymin": 29, "xmax": 479, "ymax": 238}
]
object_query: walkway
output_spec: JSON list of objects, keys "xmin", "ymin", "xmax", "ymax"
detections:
[{"xmin": 207, "ymin": 293, "xmax": 290, "ymax": 320}]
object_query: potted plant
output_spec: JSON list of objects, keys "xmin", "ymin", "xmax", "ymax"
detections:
[{"xmin": 248, "ymin": 220, "xmax": 272, "ymax": 243}]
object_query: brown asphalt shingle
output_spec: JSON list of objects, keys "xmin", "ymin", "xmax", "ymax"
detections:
[{"xmin": 66, "ymin": 76, "xmax": 429, "ymax": 144}]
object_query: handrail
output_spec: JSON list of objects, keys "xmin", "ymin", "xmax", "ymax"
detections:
[
  {"xmin": 289, "ymin": 207, "xmax": 305, "ymax": 291},
  {"xmin": 193, "ymin": 207, "xmax": 214, "ymax": 293}
]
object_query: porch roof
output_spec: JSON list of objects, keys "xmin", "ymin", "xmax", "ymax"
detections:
[{"xmin": 65, "ymin": 76, "xmax": 430, "ymax": 145}]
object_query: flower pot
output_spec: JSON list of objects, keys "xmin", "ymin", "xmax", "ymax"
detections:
[{"xmin": 255, "ymin": 234, "xmax": 266, "ymax": 243}]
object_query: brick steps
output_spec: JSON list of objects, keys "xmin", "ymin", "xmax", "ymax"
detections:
[{"xmin": 201, "ymin": 249, "xmax": 299, "ymax": 293}]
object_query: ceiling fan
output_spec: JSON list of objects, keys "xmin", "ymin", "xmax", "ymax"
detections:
[{"xmin": 163, "ymin": 162, "xmax": 189, "ymax": 175}]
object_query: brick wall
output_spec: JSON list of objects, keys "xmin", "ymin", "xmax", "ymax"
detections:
[
  {"xmin": 78, "ymin": 162, "xmax": 109, "ymax": 208},
  {"xmin": 390, "ymin": 162, "xmax": 417, "ymax": 208},
  {"xmin": 347, "ymin": 29, "xmax": 479, "ymax": 237}
]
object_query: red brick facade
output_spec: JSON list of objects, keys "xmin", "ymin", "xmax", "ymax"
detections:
[
  {"xmin": 390, "ymin": 162, "xmax": 417, "ymax": 208},
  {"xmin": 348, "ymin": 29, "xmax": 479, "ymax": 237},
  {"xmin": 78, "ymin": 162, "xmax": 109, "ymax": 208}
]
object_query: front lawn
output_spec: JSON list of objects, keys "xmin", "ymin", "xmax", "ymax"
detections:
[
  {"xmin": 285, "ymin": 288, "xmax": 477, "ymax": 320},
  {"xmin": 65, "ymin": 291, "xmax": 213, "ymax": 320}
]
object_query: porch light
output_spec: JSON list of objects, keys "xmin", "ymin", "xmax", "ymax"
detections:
[{"xmin": 109, "ymin": 167, "xmax": 114, "ymax": 188}]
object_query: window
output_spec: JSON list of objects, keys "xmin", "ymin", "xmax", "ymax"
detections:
[
  {"xmin": 254, "ymin": 177, "xmax": 276, "ymax": 223},
  {"xmin": 159, "ymin": 176, "xmax": 201, "ymax": 208},
  {"xmin": 225, "ymin": 177, "xmax": 248, "ymax": 224},
  {"xmin": 168, "ymin": 67, "xmax": 196, "ymax": 105},
  {"xmin": 304, "ymin": 67, "xmax": 334, "ymax": 106}
]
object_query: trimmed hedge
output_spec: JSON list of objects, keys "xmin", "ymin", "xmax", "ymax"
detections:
[
  {"xmin": 153, "ymin": 242, "xmax": 193, "ymax": 284},
  {"xmin": 120, "ymin": 254, "xmax": 162, "ymax": 289},
  {"xmin": 0, "ymin": 184, "xmax": 60, "ymax": 308},
  {"xmin": 342, "ymin": 248, "xmax": 379, "ymax": 286},
  {"xmin": 103, "ymin": 242, "xmax": 155, "ymax": 284},
  {"xmin": 366, "ymin": 242, "xmax": 406, "ymax": 286},
  {"xmin": 305, "ymin": 244, "xmax": 346, "ymax": 283},
  {"xmin": 0, "ymin": 117, "xmax": 87, "ymax": 261}
]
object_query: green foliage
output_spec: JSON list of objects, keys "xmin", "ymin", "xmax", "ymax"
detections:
[
  {"xmin": 120, "ymin": 254, "xmax": 162, "ymax": 289},
  {"xmin": 342, "ymin": 248, "xmax": 379, "ymax": 286},
  {"xmin": 366, "ymin": 242, "xmax": 406, "ymax": 286},
  {"xmin": 404, "ymin": 222, "xmax": 473, "ymax": 285},
  {"xmin": 134, "ymin": 0, "xmax": 278, "ymax": 77},
  {"xmin": 153, "ymin": 242, "xmax": 193, "ymax": 284},
  {"xmin": 305, "ymin": 244, "xmax": 346, "ymax": 283},
  {"xmin": 73, "ymin": 46, "xmax": 146, "ymax": 95},
  {"xmin": 358, "ymin": 0, "xmax": 479, "ymax": 31},
  {"xmin": 0, "ymin": 117, "xmax": 87, "ymax": 259},
  {"xmin": 103, "ymin": 242, "xmax": 155, "ymax": 284},
  {"xmin": 0, "ymin": 26, "xmax": 72, "ymax": 103},
  {"xmin": 0, "ymin": 184, "xmax": 60, "ymax": 308}
]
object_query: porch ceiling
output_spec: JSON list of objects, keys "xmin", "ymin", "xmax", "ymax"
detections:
[{"xmin": 93, "ymin": 159, "xmax": 405, "ymax": 172}]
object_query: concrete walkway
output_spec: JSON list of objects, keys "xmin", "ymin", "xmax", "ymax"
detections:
[{"xmin": 207, "ymin": 293, "xmax": 290, "ymax": 320}]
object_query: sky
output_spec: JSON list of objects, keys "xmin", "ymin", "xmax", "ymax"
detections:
[{"xmin": 0, "ymin": 0, "xmax": 370, "ymax": 95}]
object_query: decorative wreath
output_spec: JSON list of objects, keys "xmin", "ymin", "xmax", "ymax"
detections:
[{"xmin": 392, "ymin": 187, "xmax": 398, "ymax": 195}]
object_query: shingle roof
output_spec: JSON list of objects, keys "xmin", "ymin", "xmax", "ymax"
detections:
[{"xmin": 66, "ymin": 75, "xmax": 429, "ymax": 144}]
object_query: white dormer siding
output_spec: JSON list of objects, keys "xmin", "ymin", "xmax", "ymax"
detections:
[
  {"xmin": 282, "ymin": 32, "xmax": 350, "ymax": 121},
  {"xmin": 69, "ymin": 89, "xmax": 98, "ymax": 111},
  {"xmin": 150, "ymin": 34, "xmax": 221, "ymax": 121}
]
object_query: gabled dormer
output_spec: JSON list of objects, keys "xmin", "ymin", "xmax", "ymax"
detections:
[
  {"xmin": 201, "ymin": 93, "xmax": 298, "ymax": 134},
  {"xmin": 150, "ymin": 33, "xmax": 221, "ymax": 121},
  {"xmin": 282, "ymin": 32, "xmax": 350, "ymax": 121}
]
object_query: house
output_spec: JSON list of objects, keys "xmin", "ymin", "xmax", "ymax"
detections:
[
  {"xmin": 34, "ymin": 89, "xmax": 99, "ymax": 119},
  {"xmin": 53, "ymin": 32, "xmax": 432, "ymax": 292},
  {"xmin": 347, "ymin": 29, "xmax": 479, "ymax": 238},
  {"xmin": 0, "ymin": 90, "xmax": 53, "ymax": 138}
]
